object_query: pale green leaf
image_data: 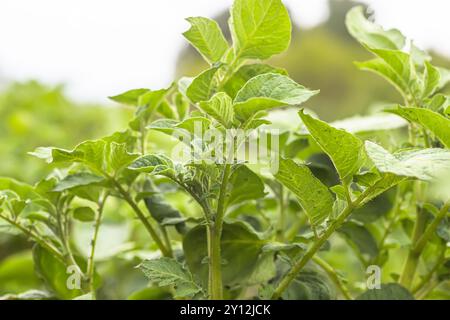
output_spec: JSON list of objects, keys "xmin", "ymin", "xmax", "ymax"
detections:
[
  {"xmin": 422, "ymin": 61, "xmax": 441, "ymax": 98},
  {"xmin": 223, "ymin": 63, "xmax": 287, "ymax": 98},
  {"xmin": 186, "ymin": 65, "xmax": 222, "ymax": 103},
  {"xmin": 365, "ymin": 141, "xmax": 450, "ymax": 181},
  {"xmin": 52, "ymin": 173, "xmax": 104, "ymax": 192},
  {"xmin": 229, "ymin": 0, "xmax": 291, "ymax": 60},
  {"xmin": 345, "ymin": 6, "xmax": 405, "ymax": 50},
  {"xmin": 199, "ymin": 92, "xmax": 234, "ymax": 128},
  {"xmin": 234, "ymin": 73, "xmax": 318, "ymax": 121},
  {"xmin": 183, "ymin": 17, "xmax": 228, "ymax": 64}
]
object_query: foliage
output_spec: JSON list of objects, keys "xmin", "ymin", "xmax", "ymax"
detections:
[{"xmin": 0, "ymin": 0, "xmax": 449, "ymax": 301}]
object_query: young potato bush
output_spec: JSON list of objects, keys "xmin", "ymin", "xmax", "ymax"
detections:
[{"xmin": 1, "ymin": 0, "xmax": 449, "ymax": 300}]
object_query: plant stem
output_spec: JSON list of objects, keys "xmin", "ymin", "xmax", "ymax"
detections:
[
  {"xmin": 0, "ymin": 214, "xmax": 65, "ymax": 264},
  {"xmin": 276, "ymin": 186, "xmax": 286, "ymax": 242},
  {"xmin": 271, "ymin": 185, "xmax": 374, "ymax": 299},
  {"xmin": 399, "ymin": 203, "xmax": 427, "ymax": 288},
  {"xmin": 112, "ymin": 179, "xmax": 171, "ymax": 257},
  {"xmin": 312, "ymin": 255, "xmax": 352, "ymax": 300},
  {"xmin": 208, "ymin": 163, "xmax": 231, "ymax": 300},
  {"xmin": 414, "ymin": 201, "xmax": 449, "ymax": 254},
  {"xmin": 86, "ymin": 193, "xmax": 108, "ymax": 299}
]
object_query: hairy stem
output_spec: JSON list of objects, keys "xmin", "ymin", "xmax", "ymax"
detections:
[
  {"xmin": 208, "ymin": 163, "xmax": 231, "ymax": 299},
  {"xmin": 86, "ymin": 193, "xmax": 108, "ymax": 299}
]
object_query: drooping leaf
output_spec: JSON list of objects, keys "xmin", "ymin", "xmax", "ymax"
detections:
[
  {"xmin": 52, "ymin": 172, "xmax": 104, "ymax": 192},
  {"xmin": 274, "ymin": 158, "xmax": 334, "ymax": 227},
  {"xmin": 198, "ymin": 92, "xmax": 234, "ymax": 128},
  {"xmin": 139, "ymin": 257, "xmax": 203, "ymax": 298},
  {"xmin": 345, "ymin": 6, "xmax": 405, "ymax": 50},
  {"xmin": 33, "ymin": 245, "xmax": 83, "ymax": 299},
  {"xmin": 223, "ymin": 64, "xmax": 287, "ymax": 98},
  {"xmin": 183, "ymin": 17, "xmax": 228, "ymax": 64},
  {"xmin": 282, "ymin": 267, "xmax": 334, "ymax": 300},
  {"xmin": 386, "ymin": 106, "xmax": 450, "ymax": 148},
  {"xmin": 229, "ymin": 0, "xmax": 291, "ymax": 60},
  {"xmin": 227, "ymin": 165, "xmax": 266, "ymax": 207},
  {"xmin": 234, "ymin": 74, "xmax": 318, "ymax": 121},
  {"xmin": 365, "ymin": 141, "xmax": 450, "ymax": 181},
  {"xmin": 183, "ymin": 221, "xmax": 266, "ymax": 286},
  {"xmin": 186, "ymin": 65, "xmax": 222, "ymax": 103},
  {"xmin": 299, "ymin": 111, "xmax": 365, "ymax": 183},
  {"xmin": 338, "ymin": 221, "xmax": 378, "ymax": 259},
  {"xmin": 356, "ymin": 283, "xmax": 414, "ymax": 300}
]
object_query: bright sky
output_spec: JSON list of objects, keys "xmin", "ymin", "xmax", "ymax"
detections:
[{"xmin": 0, "ymin": 0, "xmax": 448, "ymax": 103}]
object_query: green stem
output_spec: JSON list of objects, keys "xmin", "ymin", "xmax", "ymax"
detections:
[
  {"xmin": 276, "ymin": 186, "xmax": 286, "ymax": 241},
  {"xmin": 312, "ymin": 256, "xmax": 352, "ymax": 300},
  {"xmin": 399, "ymin": 203, "xmax": 427, "ymax": 288},
  {"xmin": 0, "ymin": 214, "xmax": 65, "ymax": 264},
  {"xmin": 112, "ymin": 179, "xmax": 171, "ymax": 257},
  {"xmin": 208, "ymin": 163, "xmax": 231, "ymax": 300},
  {"xmin": 86, "ymin": 193, "xmax": 108, "ymax": 299},
  {"xmin": 414, "ymin": 201, "xmax": 449, "ymax": 254},
  {"xmin": 271, "ymin": 185, "xmax": 374, "ymax": 299}
]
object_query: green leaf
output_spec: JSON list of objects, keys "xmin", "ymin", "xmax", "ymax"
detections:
[
  {"xmin": 223, "ymin": 63, "xmax": 287, "ymax": 98},
  {"xmin": 230, "ymin": 0, "xmax": 291, "ymax": 60},
  {"xmin": 356, "ymin": 283, "xmax": 414, "ymax": 300},
  {"xmin": 234, "ymin": 74, "xmax": 318, "ymax": 121},
  {"xmin": 108, "ymin": 88, "xmax": 150, "ymax": 106},
  {"xmin": 0, "ymin": 177, "xmax": 41, "ymax": 200},
  {"xmin": 227, "ymin": 165, "xmax": 266, "ymax": 207},
  {"xmin": 31, "ymin": 140, "xmax": 138, "ymax": 176},
  {"xmin": 33, "ymin": 245, "xmax": 82, "ymax": 299},
  {"xmin": 386, "ymin": 106, "xmax": 450, "ymax": 148},
  {"xmin": 283, "ymin": 267, "xmax": 334, "ymax": 300},
  {"xmin": 186, "ymin": 65, "xmax": 222, "ymax": 103},
  {"xmin": 198, "ymin": 92, "xmax": 234, "ymax": 128},
  {"xmin": 72, "ymin": 206, "xmax": 96, "ymax": 222},
  {"xmin": 274, "ymin": 158, "xmax": 334, "ymax": 227},
  {"xmin": 355, "ymin": 49, "xmax": 412, "ymax": 98},
  {"xmin": 129, "ymin": 88, "xmax": 171, "ymax": 130},
  {"xmin": 299, "ymin": 111, "xmax": 365, "ymax": 182},
  {"xmin": 365, "ymin": 141, "xmax": 450, "ymax": 181},
  {"xmin": 422, "ymin": 61, "xmax": 441, "ymax": 98},
  {"xmin": 52, "ymin": 173, "xmax": 104, "ymax": 192},
  {"xmin": 338, "ymin": 221, "xmax": 378, "ymax": 259},
  {"xmin": 128, "ymin": 154, "xmax": 174, "ymax": 176},
  {"xmin": 345, "ymin": 6, "xmax": 405, "ymax": 50},
  {"xmin": 174, "ymin": 92, "xmax": 189, "ymax": 120},
  {"xmin": 183, "ymin": 17, "xmax": 228, "ymax": 64},
  {"xmin": 183, "ymin": 221, "xmax": 267, "ymax": 286},
  {"xmin": 139, "ymin": 257, "xmax": 203, "ymax": 298}
]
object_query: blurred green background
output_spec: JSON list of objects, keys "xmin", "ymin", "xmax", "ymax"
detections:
[{"xmin": 0, "ymin": 0, "xmax": 449, "ymax": 299}]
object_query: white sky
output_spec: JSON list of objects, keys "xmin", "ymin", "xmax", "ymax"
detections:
[{"xmin": 0, "ymin": 0, "xmax": 448, "ymax": 103}]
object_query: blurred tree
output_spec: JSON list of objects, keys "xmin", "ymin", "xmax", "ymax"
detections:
[{"xmin": 0, "ymin": 81, "xmax": 131, "ymax": 182}]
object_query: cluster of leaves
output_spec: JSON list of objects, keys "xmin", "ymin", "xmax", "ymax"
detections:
[{"xmin": 0, "ymin": 1, "xmax": 449, "ymax": 300}]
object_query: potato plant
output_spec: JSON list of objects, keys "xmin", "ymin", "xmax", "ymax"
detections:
[{"xmin": 0, "ymin": 0, "xmax": 449, "ymax": 300}]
